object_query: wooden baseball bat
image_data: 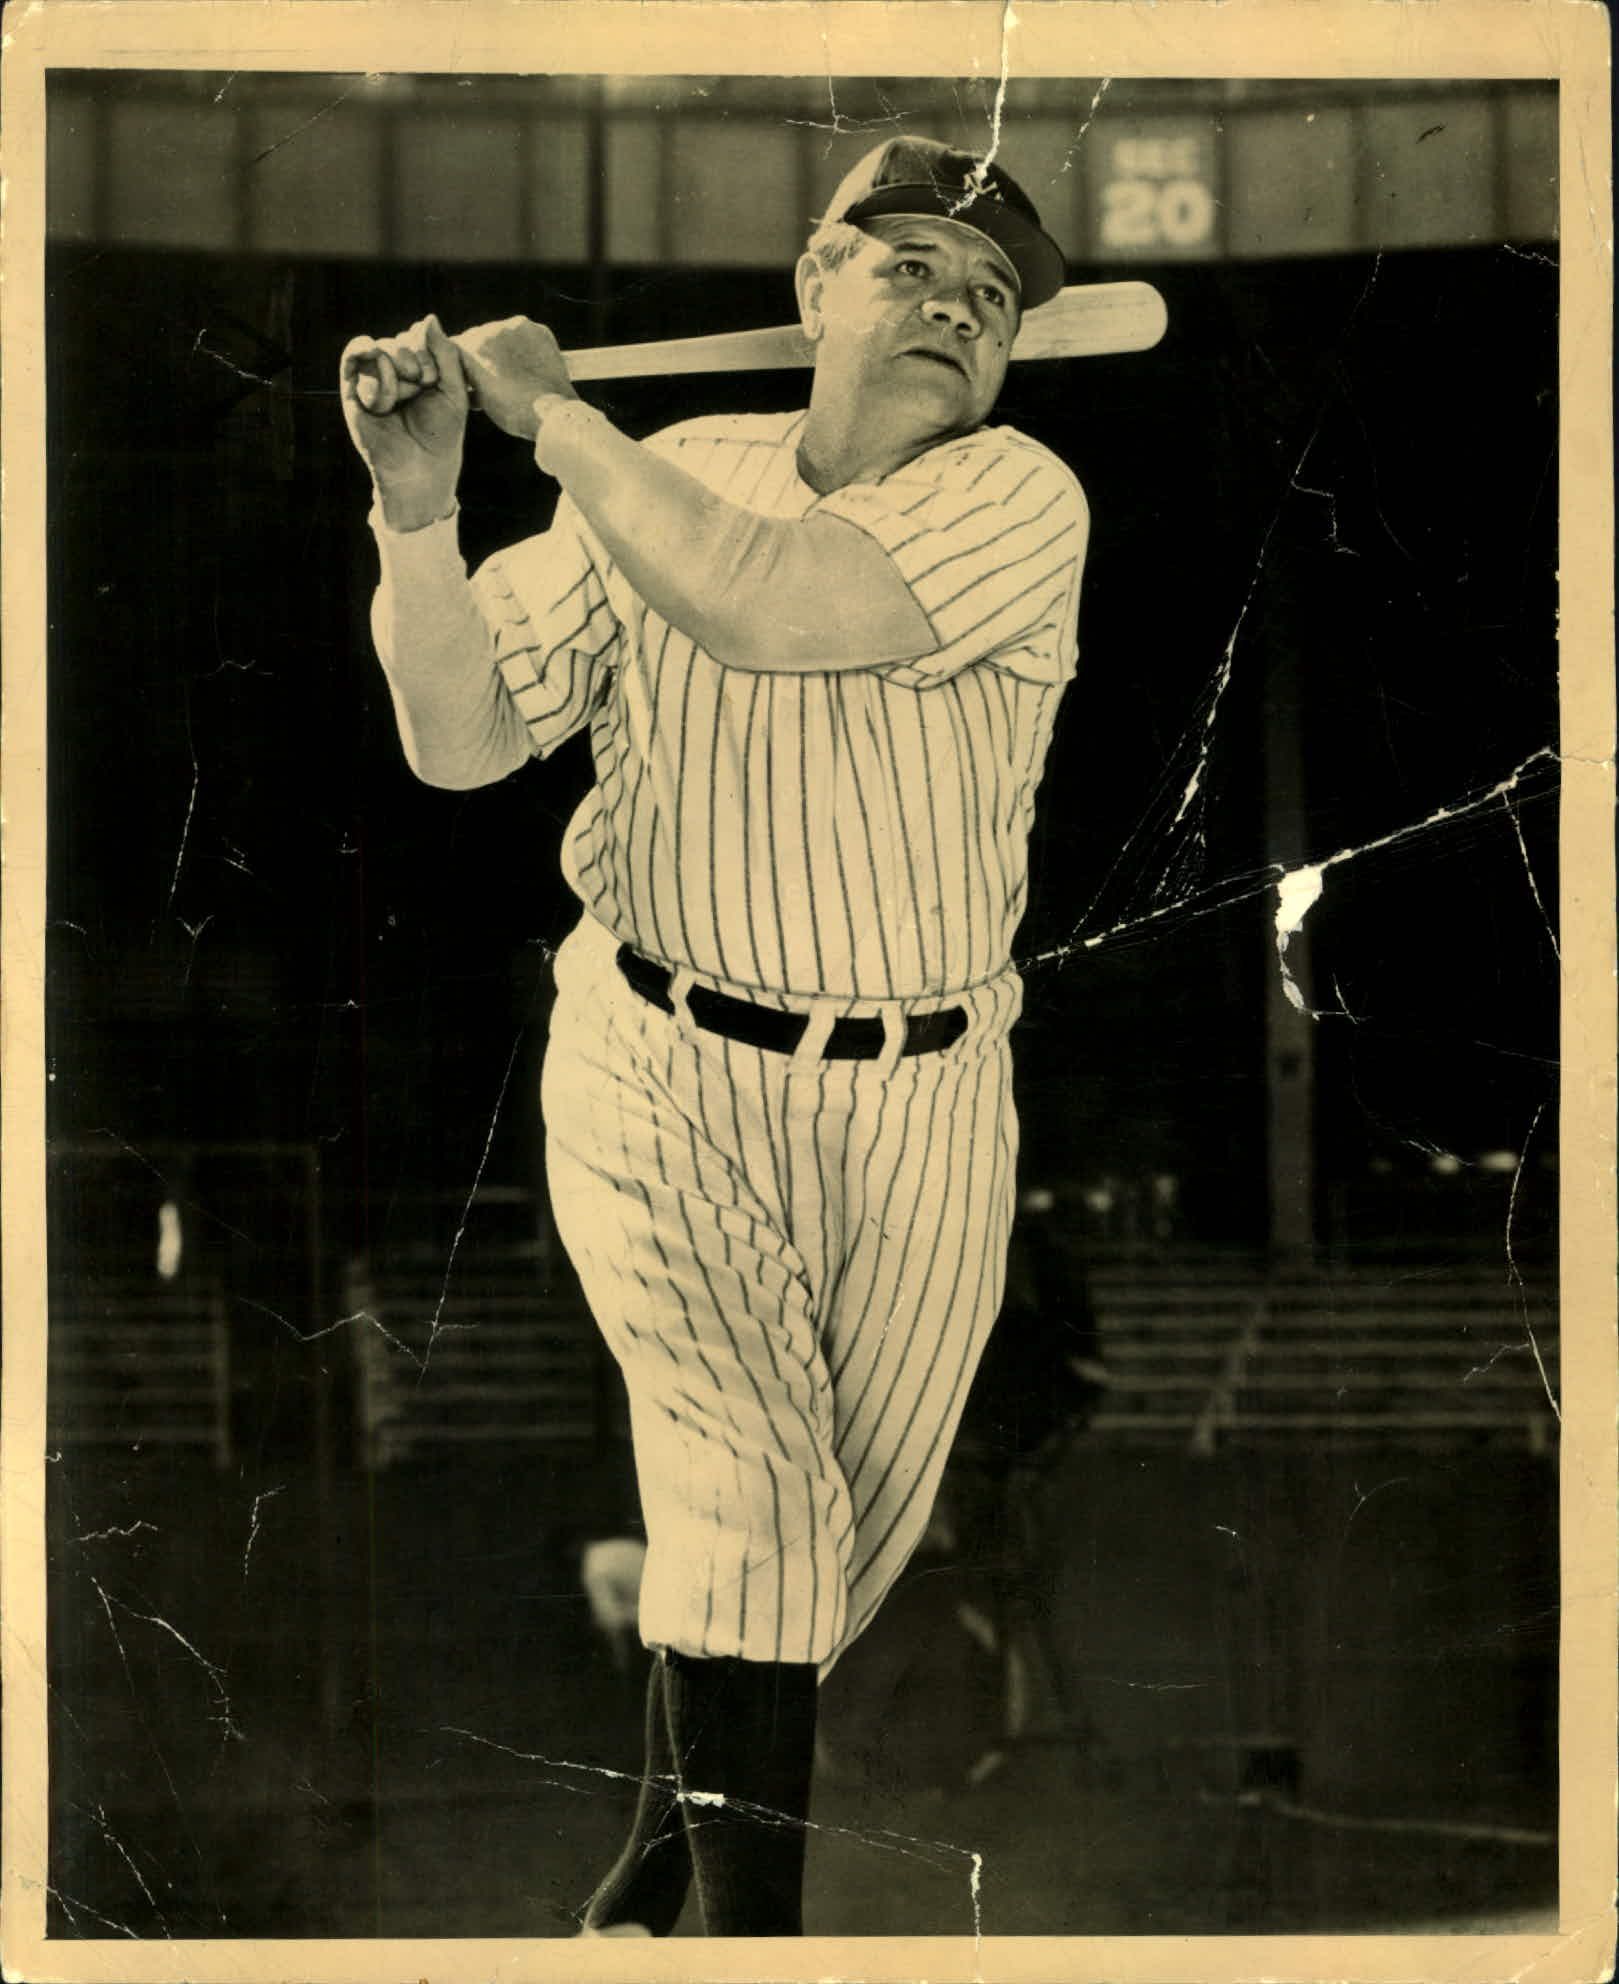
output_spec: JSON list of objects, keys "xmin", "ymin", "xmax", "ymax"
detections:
[
  {"xmin": 565, "ymin": 280, "xmax": 1167, "ymax": 379},
  {"xmin": 348, "ymin": 281, "xmax": 1166, "ymax": 410}
]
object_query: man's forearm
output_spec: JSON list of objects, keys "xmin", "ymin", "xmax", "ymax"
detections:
[
  {"xmin": 370, "ymin": 510, "xmax": 531, "ymax": 789},
  {"xmin": 532, "ymin": 400, "xmax": 937, "ymax": 672}
]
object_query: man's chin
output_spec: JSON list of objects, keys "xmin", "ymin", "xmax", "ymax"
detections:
[{"xmin": 879, "ymin": 367, "xmax": 993, "ymax": 429}]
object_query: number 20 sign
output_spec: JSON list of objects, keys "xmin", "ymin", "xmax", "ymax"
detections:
[{"xmin": 1096, "ymin": 127, "xmax": 1219, "ymax": 255}]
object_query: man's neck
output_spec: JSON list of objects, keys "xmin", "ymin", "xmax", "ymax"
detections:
[{"xmin": 795, "ymin": 393, "xmax": 979, "ymax": 495}]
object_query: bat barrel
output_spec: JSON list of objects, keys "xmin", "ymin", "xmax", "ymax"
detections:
[{"xmin": 1013, "ymin": 282, "xmax": 1170, "ymax": 361}]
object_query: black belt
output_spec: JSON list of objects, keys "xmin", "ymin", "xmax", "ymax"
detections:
[{"xmin": 616, "ymin": 945, "xmax": 967, "ymax": 1061}]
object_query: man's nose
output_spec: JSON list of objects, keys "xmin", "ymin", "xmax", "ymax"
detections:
[{"xmin": 921, "ymin": 287, "xmax": 982, "ymax": 338}]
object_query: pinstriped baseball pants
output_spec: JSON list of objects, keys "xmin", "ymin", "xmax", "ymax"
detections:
[{"xmin": 542, "ymin": 910, "xmax": 1021, "ymax": 1675}]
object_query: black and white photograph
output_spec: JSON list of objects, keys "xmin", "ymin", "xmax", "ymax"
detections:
[{"xmin": 2, "ymin": 4, "xmax": 1613, "ymax": 1980}]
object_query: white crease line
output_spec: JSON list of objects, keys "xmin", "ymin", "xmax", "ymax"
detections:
[
  {"xmin": 1462, "ymin": 1341, "xmax": 1529, "ymax": 1385},
  {"xmin": 95, "ymin": 1581, "xmax": 242, "ymax": 1743},
  {"xmin": 1500, "ymin": 790, "xmax": 1560, "ymax": 959},
  {"xmin": 1501, "ymin": 243, "xmax": 1557, "ymax": 270},
  {"xmin": 234, "ymin": 1293, "xmax": 425, "ymax": 1372},
  {"xmin": 789, "ymin": 70, "xmax": 910, "ymax": 139},
  {"xmin": 1169, "ymin": 417, "xmax": 1335, "ymax": 840},
  {"xmin": 1291, "ymin": 477, "xmax": 1359, "ymax": 556},
  {"xmin": 88, "ymin": 1803, "xmax": 166, "ymax": 1929},
  {"xmin": 108, "ymin": 1599, "xmax": 227, "ymax": 1692},
  {"xmin": 192, "ymin": 329, "xmax": 283, "ymax": 393},
  {"xmin": 419, "ymin": 1028, "xmax": 528, "ymax": 1379},
  {"xmin": 87, "ymin": 1576, "xmax": 213, "ymax": 1826},
  {"xmin": 439, "ymin": 1724, "xmax": 986, "ymax": 1927},
  {"xmin": 22, "ymin": 1879, "xmax": 140, "ymax": 1939},
  {"xmin": 1329, "ymin": 974, "xmax": 1366, "ymax": 1023},
  {"xmin": 981, "ymin": 0, "xmax": 1015, "ymax": 175},
  {"xmin": 166, "ymin": 699, "xmax": 199, "ymax": 912},
  {"xmin": 1055, "ymin": 78, "xmax": 1112, "ymax": 176},
  {"xmin": 179, "ymin": 912, "xmax": 213, "ymax": 987},
  {"xmin": 1103, "ymin": 1678, "xmax": 1209, "ymax": 1693},
  {"xmin": 824, "ymin": 71, "xmax": 841, "ymax": 138},
  {"xmin": 242, "ymin": 1485, "xmax": 286, "ymax": 1580},
  {"xmin": 1345, "ymin": 1475, "xmax": 1412, "ymax": 1538},
  {"xmin": 90, "ymin": 1576, "xmax": 141, "ymax": 1688},
  {"xmin": 1028, "ymin": 744, "xmax": 1558, "ymax": 974},
  {"xmin": 1262, "ymin": 750, "xmax": 1559, "ymax": 1020},
  {"xmin": 1206, "ymin": 1787, "xmax": 1554, "ymax": 1849},
  {"xmin": 1071, "ymin": 263, "xmax": 1393, "ymax": 939},
  {"xmin": 248, "ymin": 82, "xmax": 365, "ymax": 167},
  {"xmin": 1504, "ymin": 1100, "xmax": 1559, "ymax": 1421},
  {"xmin": 77, "ymin": 1128, "xmax": 253, "ymax": 1241},
  {"xmin": 1165, "ymin": 645, "xmax": 1235, "ymax": 841},
  {"xmin": 946, "ymin": 2, "xmax": 1014, "ymax": 223}
]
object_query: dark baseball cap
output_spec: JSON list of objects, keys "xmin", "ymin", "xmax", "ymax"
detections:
[{"xmin": 821, "ymin": 136, "xmax": 1066, "ymax": 310}]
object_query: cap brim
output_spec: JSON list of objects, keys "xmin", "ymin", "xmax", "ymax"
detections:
[{"xmin": 843, "ymin": 184, "xmax": 1067, "ymax": 310}]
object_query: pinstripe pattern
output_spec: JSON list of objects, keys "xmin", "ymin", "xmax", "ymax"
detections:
[
  {"xmin": 475, "ymin": 495, "xmax": 624, "ymax": 756},
  {"xmin": 544, "ymin": 910, "xmax": 1020, "ymax": 1672},
  {"xmin": 516, "ymin": 414, "xmax": 1084, "ymax": 1672},
  {"xmin": 483, "ymin": 413, "xmax": 1087, "ymax": 1000}
]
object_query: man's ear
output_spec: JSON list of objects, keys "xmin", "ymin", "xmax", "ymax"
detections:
[{"xmin": 794, "ymin": 252, "xmax": 825, "ymax": 342}]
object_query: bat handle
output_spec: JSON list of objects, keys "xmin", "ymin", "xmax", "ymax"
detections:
[
  {"xmin": 343, "ymin": 347, "xmax": 415, "ymax": 416},
  {"xmin": 346, "ymin": 342, "xmax": 485, "ymax": 415}
]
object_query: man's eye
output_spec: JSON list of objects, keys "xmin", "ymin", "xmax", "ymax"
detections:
[
  {"xmin": 896, "ymin": 258, "xmax": 931, "ymax": 279},
  {"xmin": 979, "ymin": 285, "xmax": 1009, "ymax": 310}
]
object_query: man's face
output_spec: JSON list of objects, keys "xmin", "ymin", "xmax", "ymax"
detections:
[{"xmin": 799, "ymin": 214, "xmax": 1021, "ymax": 441}]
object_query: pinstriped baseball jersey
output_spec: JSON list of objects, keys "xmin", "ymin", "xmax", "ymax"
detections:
[{"xmin": 477, "ymin": 411, "xmax": 1088, "ymax": 1000}]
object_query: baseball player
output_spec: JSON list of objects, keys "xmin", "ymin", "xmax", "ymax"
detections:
[{"xmin": 340, "ymin": 136, "xmax": 1088, "ymax": 1937}]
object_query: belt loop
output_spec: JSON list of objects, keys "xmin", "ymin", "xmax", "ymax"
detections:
[
  {"xmin": 665, "ymin": 967, "xmax": 698, "ymax": 1040},
  {"xmin": 791, "ymin": 1002, "xmax": 838, "ymax": 1069},
  {"xmin": 873, "ymin": 1003, "xmax": 908, "ymax": 1078}
]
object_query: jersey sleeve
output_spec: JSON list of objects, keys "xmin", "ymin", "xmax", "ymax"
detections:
[
  {"xmin": 470, "ymin": 493, "xmax": 623, "ymax": 759},
  {"xmin": 814, "ymin": 436, "xmax": 1088, "ymax": 688}
]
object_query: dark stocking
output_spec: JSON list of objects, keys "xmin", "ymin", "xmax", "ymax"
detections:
[
  {"xmin": 662, "ymin": 1650, "xmax": 818, "ymax": 1936},
  {"xmin": 581, "ymin": 1654, "xmax": 693, "ymax": 1934}
]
